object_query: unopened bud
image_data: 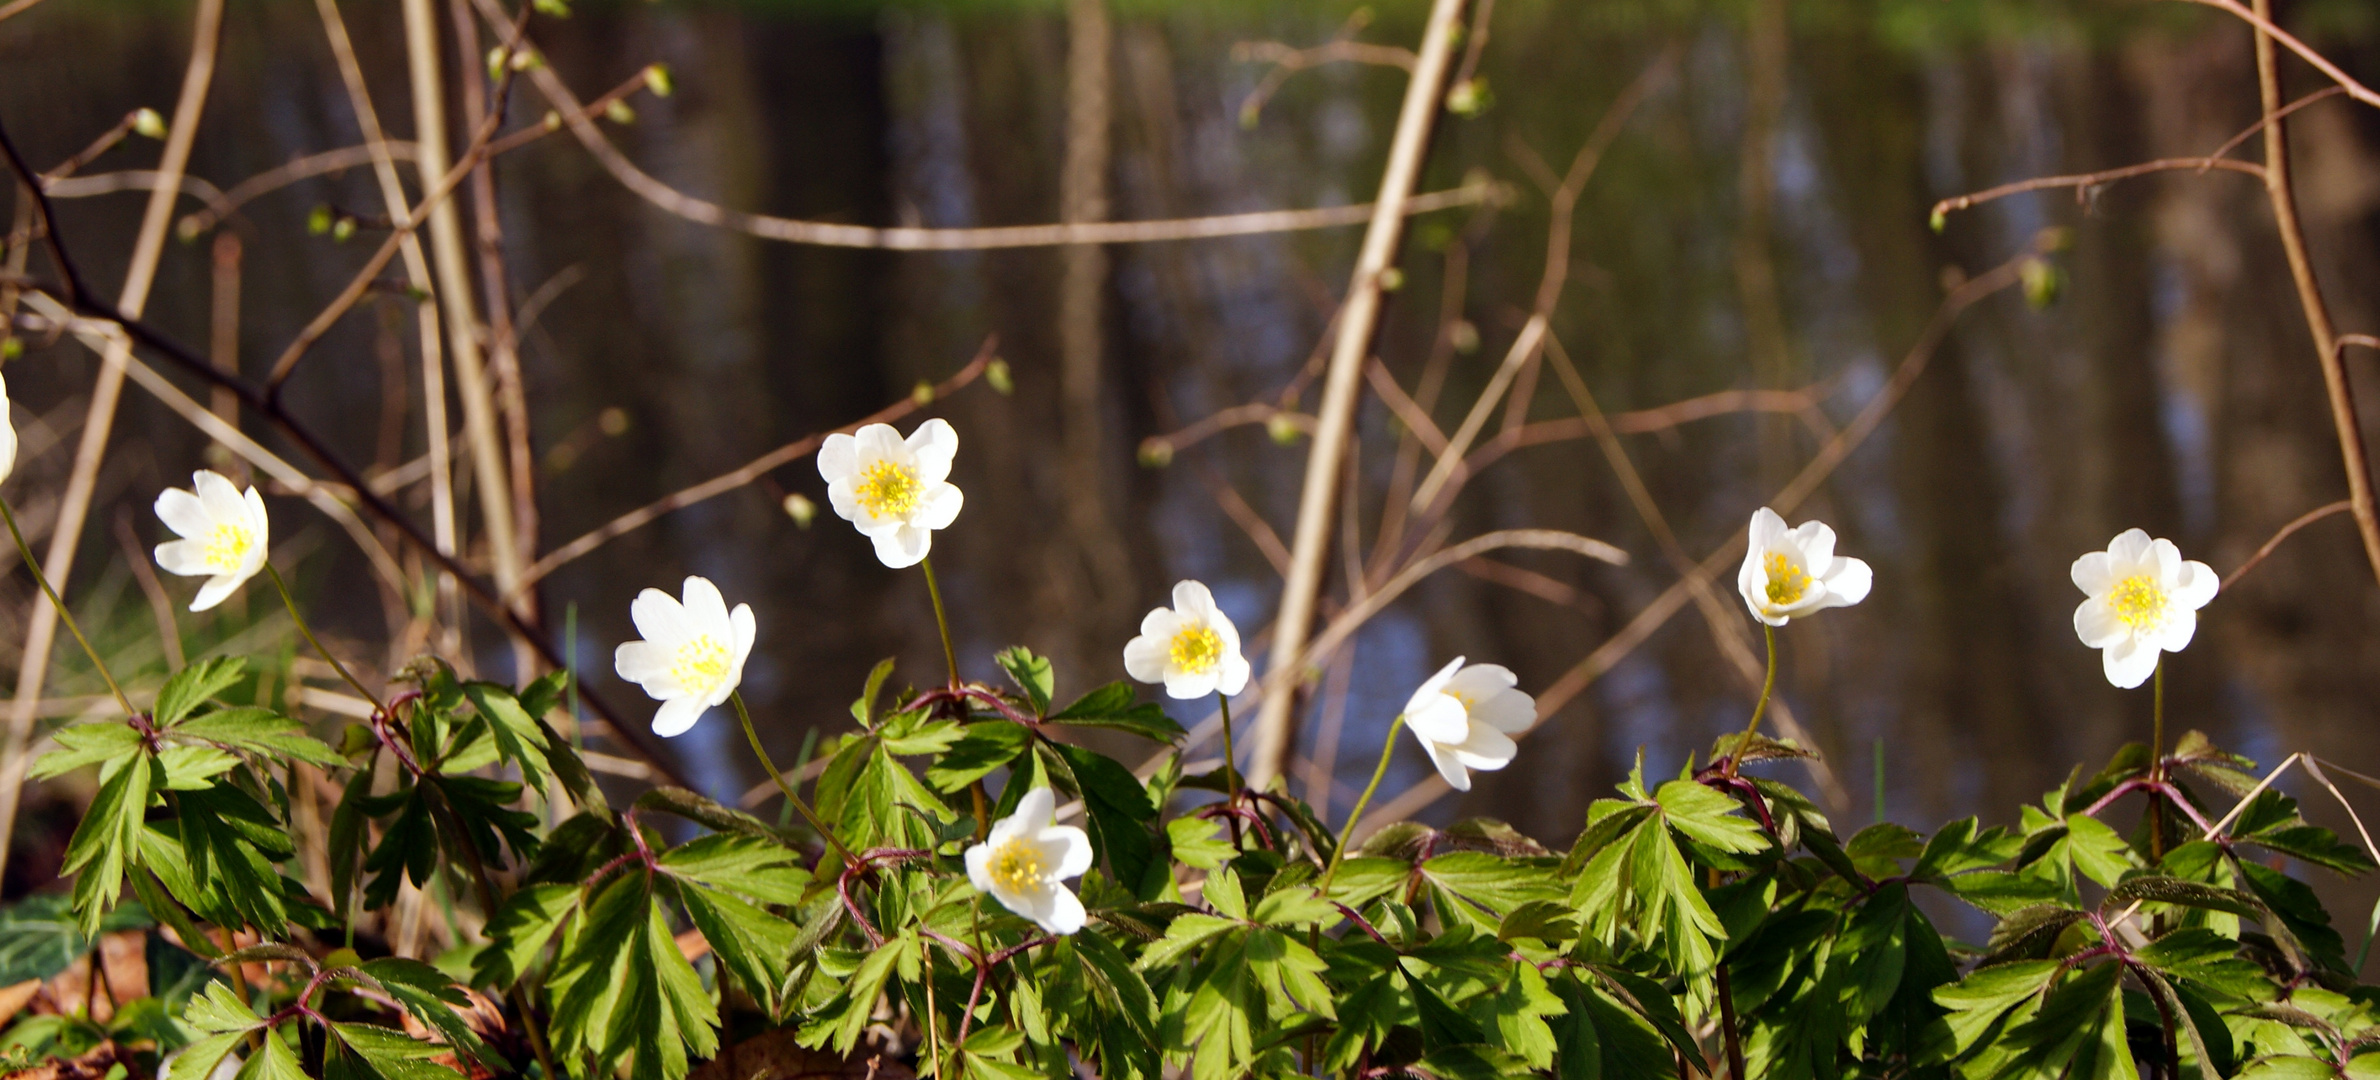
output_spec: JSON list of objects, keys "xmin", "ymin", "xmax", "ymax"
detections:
[
  {"xmin": 1, "ymin": 337, "xmax": 21, "ymax": 361},
  {"xmin": 2020, "ymin": 257, "xmax": 2064, "ymax": 310},
  {"xmin": 911, "ymin": 380, "xmax": 935, "ymax": 406},
  {"xmin": 542, "ymin": 111, "xmax": 562, "ymax": 132},
  {"xmin": 597, "ymin": 406, "xmax": 630, "ymax": 436},
  {"xmin": 1137, "ymin": 438, "xmax": 1174, "ymax": 468},
  {"xmin": 783, "ymin": 493, "xmax": 818, "ymax": 528},
  {"xmin": 487, "ymin": 47, "xmax": 509, "ymax": 80},
  {"xmin": 1929, "ymin": 207, "xmax": 1948, "ymax": 234},
  {"xmin": 2035, "ymin": 225, "xmax": 2074, "ymax": 254},
  {"xmin": 131, "ymin": 108, "xmax": 167, "ymax": 140},
  {"xmin": 1445, "ymin": 78, "xmax": 1491, "ymax": 116},
  {"xmin": 307, "ymin": 205, "xmax": 334, "ymax": 236},
  {"xmin": 1376, "ymin": 267, "xmax": 1404, "ymax": 292},
  {"xmin": 332, "ymin": 217, "xmax": 357, "ymax": 243},
  {"xmin": 509, "ymin": 49, "xmax": 543, "ymax": 72},
  {"xmin": 644, "ymin": 64, "xmax": 675, "ymax": 98},
  {"xmin": 604, "ymin": 99, "xmax": 636, "ymax": 125},
  {"xmin": 532, "ymin": 0, "xmax": 571, "ymax": 16},
  {"xmin": 1449, "ymin": 319, "xmax": 1480, "ymax": 355},
  {"xmin": 985, "ymin": 358, "xmax": 1013, "ymax": 395},
  {"xmin": 1267, "ymin": 413, "xmax": 1303, "ymax": 446}
]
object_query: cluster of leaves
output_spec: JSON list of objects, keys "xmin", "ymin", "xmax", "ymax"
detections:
[{"xmin": 9, "ymin": 645, "xmax": 2380, "ymax": 1080}]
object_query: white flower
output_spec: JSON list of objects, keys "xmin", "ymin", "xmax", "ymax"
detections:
[
  {"xmin": 0, "ymin": 370, "xmax": 17, "ymax": 485},
  {"xmin": 613, "ymin": 576, "xmax": 756, "ymax": 737},
  {"xmin": 818, "ymin": 419, "xmax": 963, "ymax": 569},
  {"xmin": 1401, "ymin": 657, "xmax": 1535, "ymax": 793},
  {"xmin": 152, "ymin": 470, "xmax": 270, "ymax": 612},
  {"xmin": 1737, "ymin": 507, "xmax": 1873, "ymax": 626},
  {"xmin": 2071, "ymin": 529, "xmax": 2217, "ymax": 690},
  {"xmin": 964, "ymin": 786, "xmax": 1093, "ymax": 935},
  {"xmin": 1122, "ymin": 580, "xmax": 1251, "ymax": 700}
]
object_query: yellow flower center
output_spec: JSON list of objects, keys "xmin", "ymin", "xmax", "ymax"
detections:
[
  {"xmin": 2108, "ymin": 574, "xmax": 2168, "ymax": 630},
  {"xmin": 1763, "ymin": 552, "xmax": 1812, "ymax": 607},
  {"xmin": 1169, "ymin": 625, "xmax": 1224, "ymax": 674},
  {"xmin": 670, "ymin": 634, "xmax": 733, "ymax": 693},
  {"xmin": 854, "ymin": 460, "xmax": 923, "ymax": 519},
  {"xmin": 202, "ymin": 522, "xmax": 256, "ymax": 572},
  {"xmin": 986, "ymin": 837, "xmax": 1046, "ymax": 894}
]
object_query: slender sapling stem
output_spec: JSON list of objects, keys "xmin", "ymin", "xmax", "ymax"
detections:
[
  {"xmin": 1724, "ymin": 622, "xmax": 1778, "ymax": 778},
  {"xmin": 920, "ymin": 554, "xmax": 960, "ymax": 687},
  {"xmin": 1323, "ymin": 713, "xmax": 1405, "ymax": 893}
]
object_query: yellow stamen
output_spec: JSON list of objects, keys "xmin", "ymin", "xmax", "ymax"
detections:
[
  {"xmin": 671, "ymin": 634, "xmax": 733, "ymax": 694},
  {"xmin": 987, "ymin": 837, "xmax": 1046, "ymax": 894},
  {"xmin": 202, "ymin": 522, "xmax": 256, "ymax": 572},
  {"xmin": 854, "ymin": 460, "xmax": 923, "ymax": 519},
  {"xmin": 1169, "ymin": 625, "xmax": 1223, "ymax": 674},
  {"xmin": 1763, "ymin": 552, "xmax": 1811, "ymax": 607},
  {"xmin": 2108, "ymin": 574, "xmax": 2168, "ymax": 630}
]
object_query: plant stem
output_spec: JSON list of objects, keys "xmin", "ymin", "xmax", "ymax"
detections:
[
  {"xmin": 1713, "ymin": 950, "xmax": 1748, "ymax": 1080},
  {"xmin": 2150, "ymin": 659, "xmax": 2167, "ymax": 861},
  {"xmin": 264, "ymin": 562, "xmax": 384, "ymax": 713},
  {"xmin": 1322, "ymin": 714, "xmax": 1405, "ymax": 893},
  {"xmin": 732, "ymin": 691, "xmax": 857, "ymax": 864},
  {"xmin": 1724, "ymin": 623, "xmax": 1778, "ymax": 778},
  {"xmin": 920, "ymin": 554, "xmax": 960, "ymax": 687},
  {"xmin": 1218, "ymin": 691, "xmax": 1245, "ymax": 847},
  {"xmin": 0, "ymin": 495, "xmax": 134, "ymax": 717}
]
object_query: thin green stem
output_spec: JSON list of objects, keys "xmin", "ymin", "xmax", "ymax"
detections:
[
  {"xmin": 920, "ymin": 555, "xmax": 959, "ymax": 687},
  {"xmin": 265, "ymin": 562, "xmax": 384, "ymax": 713},
  {"xmin": 1218, "ymin": 691, "xmax": 1245, "ymax": 846},
  {"xmin": 2151, "ymin": 659, "xmax": 2166, "ymax": 779},
  {"xmin": 0, "ymin": 495, "xmax": 135, "ymax": 717},
  {"xmin": 1724, "ymin": 623, "xmax": 1779, "ymax": 778},
  {"xmin": 732, "ymin": 691, "xmax": 857, "ymax": 864},
  {"xmin": 1322, "ymin": 714, "xmax": 1405, "ymax": 894}
]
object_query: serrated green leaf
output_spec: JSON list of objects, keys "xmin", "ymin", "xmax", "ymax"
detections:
[
  {"xmin": 995, "ymin": 647, "xmax": 1054, "ymax": 714},
  {"xmin": 461, "ymin": 682, "xmax": 552, "ymax": 791},
  {"xmin": 156, "ymin": 658, "xmax": 248, "ymax": 728},
  {"xmin": 28, "ymin": 722, "xmax": 142, "ymax": 779},
  {"xmin": 658, "ymin": 833, "xmax": 810, "ymax": 905},
  {"xmin": 1049, "ymin": 682, "xmax": 1185, "ymax": 742},
  {"xmin": 171, "ymin": 708, "xmax": 341, "ymax": 767},
  {"xmin": 925, "ymin": 722, "xmax": 1032, "ymax": 792}
]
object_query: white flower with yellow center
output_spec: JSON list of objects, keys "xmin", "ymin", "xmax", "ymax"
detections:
[
  {"xmin": 1123, "ymin": 580, "xmax": 1250, "ymax": 700},
  {"xmin": 152, "ymin": 470, "xmax": 270, "ymax": 612},
  {"xmin": 1737, "ymin": 506, "xmax": 1873, "ymax": 627},
  {"xmin": 613, "ymin": 576, "xmax": 757, "ymax": 737},
  {"xmin": 1402, "ymin": 657, "xmax": 1535, "ymax": 792},
  {"xmin": 2071, "ymin": 528, "xmax": 2216, "ymax": 690},
  {"xmin": 817, "ymin": 419, "xmax": 963, "ymax": 569},
  {"xmin": 964, "ymin": 786, "xmax": 1093, "ymax": 935},
  {"xmin": 0, "ymin": 370, "xmax": 18, "ymax": 485}
]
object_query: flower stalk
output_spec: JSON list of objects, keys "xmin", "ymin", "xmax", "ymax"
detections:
[
  {"xmin": 264, "ymin": 563, "xmax": 384, "ymax": 713},
  {"xmin": 1724, "ymin": 623, "xmax": 1778, "ymax": 779},
  {"xmin": 732, "ymin": 692, "xmax": 856, "ymax": 864},
  {"xmin": 1323, "ymin": 713, "xmax": 1404, "ymax": 894},
  {"xmin": 0, "ymin": 495, "xmax": 135, "ymax": 718},
  {"xmin": 921, "ymin": 554, "xmax": 960, "ymax": 687}
]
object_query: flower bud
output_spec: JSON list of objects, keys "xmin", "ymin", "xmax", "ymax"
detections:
[
  {"xmin": 1449, "ymin": 319, "xmax": 1480, "ymax": 355},
  {"xmin": 1137, "ymin": 438, "xmax": 1174, "ymax": 468},
  {"xmin": 604, "ymin": 100, "xmax": 636, "ymax": 125},
  {"xmin": 1267, "ymin": 413, "xmax": 1303, "ymax": 446},
  {"xmin": 131, "ymin": 108, "xmax": 167, "ymax": 140},
  {"xmin": 644, "ymin": 64, "xmax": 675, "ymax": 98},
  {"xmin": 911, "ymin": 380, "xmax": 935, "ymax": 406},
  {"xmin": 985, "ymin": 358, "xmax": 1013, "ymax": 396},
  {"xmin": 783, "ymin": 493, "xmax": 817, "ymax": 529},
  {"xmin": 1377, "ymin": 267, "xmax": 1405, "ymax": 292}
]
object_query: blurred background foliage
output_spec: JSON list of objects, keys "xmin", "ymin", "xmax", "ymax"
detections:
[{"xmin": 5, "ymin": 0, "xmax": 2380, "ymax": 953}]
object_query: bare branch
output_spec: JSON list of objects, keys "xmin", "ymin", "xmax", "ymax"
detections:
[
  {"xmin": 2220, "ymin": 500, "xmax": 2351, "ymax": 592},
  {"xmin": 1929, "ymin": 158, "xmax": 2265, "ymax": 222}
]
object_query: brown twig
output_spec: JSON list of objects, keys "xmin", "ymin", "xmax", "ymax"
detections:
[
  {"xmin": 1232, "ymin": 38, "xmax": 1418, "ymax": 128},
  {"xmin": 513, "ymin": 339, "xmax": 998, "ymax": 593},
  {"xmin": 40, "ymin": 113, "xmax": 151, "ymax": 183},
  {"xmin": 1929, "ymin": 158, "xmax": 2265, "ymax": 222},
  {"xmin": 2249, "ymin": 0, "xmax": 2380, "ymax": 591},
  {"xmin": 0, "ymin": 0, "xmax": 56, "ymax": 24},
  {"xmin": 2172, "ymin": 0, "xmax": 2380, "ymax": 110},
  {"xmin": 2221, "ymin": 500, "xmax": 2351, "ymax": 592}
]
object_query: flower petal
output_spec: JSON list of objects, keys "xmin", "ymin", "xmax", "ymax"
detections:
[
  {"xmin": 1038, "ymin": 885, "xmax": 1086, "ymax": 935},
  {"xmin": 630, "ymin": 588, "xmax": 690, "ymax": 646},
  {"xmin": 2107, "ymin": 528, "xmax": 2154, "ymax": 571},
  {"xmin": 1160, "ymin": 667, "xmax": 1218, "ymax": 701},
  {"xmin": 2150, "ymin": 537, "xmax": 2183, "ymax": 586},
  {"xmin": 1046, "ymin": 825, "xmax": 1093, "ymax": 879},
  {"xmin": 154, "ymin": 539, "xmax": 212, "ymax": 577},
  {"xmin": 871, "ymin": 524, "xmax": 932, "ymax": 569},
  {"xmin": 2071, "ymin": 550, "xmax": 2115, "ymax": 596},
  {"xmin": 2073, "ymin": 598, "xmax": 2127, "ymax": 649},
  {"xmin": 241, "ymin": 487, "xmax": 271, "ymax": 544},
  {"xmin": 1216, "ymin": 653, "xmax": 1251, "ymax": 697},
  {"xmin": 680, "ymin": 576, "xmax": 732, "ymax": 638},
  {"xmin": 856, "ymin": 423, "xmax": 907, "ymax": 466},
  {"xmin": 1402, "ymin": 657, "xmax": 1466, "ymax": 717},
  {"xmin": 1789, "ymin": 519, "xmax": 1837, "ymax": 569},
  {"xmin": 1171, "ymin": 580, "xmax": 1218, "ymax": 622},
  {"xmin": 1818, "ymin": 556, "xmax": 1872, "ymax": 608},
  {"xmin": 1449, "ymin": 725, "xmax": 1518, "ymax": 773},
  {"xmin": 913, "ymin": 482, "xmax": 963, "ymax": 530},
  {"xmin": 190, "ymin": 573, "xmax": 242, "ymax": 612},
  {"xmin": 615, "ymin": 640, "xmax": 673, "ymax": 684},
  {"xmin": 1123, "ymin": 633, "xmax": 1171, "ymax": 684},
  {"xmin": 1737, "ymin": 545, "xmax": 1772, "ymax": 622},
  {"xmin": 908, "ymin": 418, "xmax": 958, "ymax": 485},
  {"xmin": 1402, "ymin": 693, "xmax": 1470, "ymax": 746},
  {"xmin": 964, "ymin": 844, "xmax": 994, "ymax": 893},
  {"xmin": 1012, "ymin": 786, "xmax": 1057, "ymax": 831},
  {"xmin": 1748, "ymin": 507, "xmax": 1788, "ymax": 550},
  {"xmin": 2103, "ymin": 636, "xmax": 2159, "ymax": 690},
  {"xmin": 817, "ymin": 432, "xmax": 857, "ymax": 483},
  {"xmin": 2151, "ymin": 606, "xmax": 2198, "ymax": 655},
  {"xmin": 1443, "ymin": 664, "xmax": 1518, "ymax": 700},
  {"xmin": 194, "ymin": 470, "xmax": 246, "ymax": 522},
  {"xmin": 1470, "ymin": 687, "xmax": 1537, "ymax": 734},
  {"xmin": 652, "ymin": 695, "xmax": 709, "ymax": 737},
  {"xmin": 155, "ymin": 488, "xmax": 211, "ymax": 540},
  {"xmin": 2171, "ymin": 560, "xmax": 2218, "ymax": 611},
  {"xmin": 1417, "ymin": 735, "xmax": 1472, "ymax": 792}
]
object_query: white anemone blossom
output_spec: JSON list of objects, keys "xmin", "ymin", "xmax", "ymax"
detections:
[
  {"xmin": 1123, "ymin": 580, "xmax": 1251, "ymax": 700},
  {"xmin": 965, "ymin": 786, "xmax": 1093, "ymax": 935},
  {"xmin": 1737, "ymin": 507, "xmax": 1873, "ymax": 626},
  {"xmin": 1402, "ymin": 657, "xmax": 1535, "ymax": 792},
  {"xmin": 613, "ymin": 576, "xmax": 757, "ymax": 737},
  {"xmin": 2071, "ymin": 529, "xmax": 2217, "ymax": 690},
  {"xmin": 153, "ymin": 470, "xmax": 270, "ymax": 612},
  {"xmin": 818, "ymin": 419, "xmax": 963, "ymax": 569},
  {"xmin": 0, "ymin": 370, "xmax": 17, "ymax": 485}
]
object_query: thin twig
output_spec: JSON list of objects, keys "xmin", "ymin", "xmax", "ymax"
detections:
[
  {"xmin": 2171, "ymin": 0, "xmax": 2380, "ymax": 110},
  {"xmin": 1930, "ymin": 158, "xmax": 2265, "ymax": 222},
  {"xmin": 2221, "ymin": 500, "xmax": 2352, "ymax": 591},
  {"xmin": 0, "ymin": 0, "xmax": 55, "ymax": 24},
  {"xmin": 513, "ymin": 338, "xmax": 995, "ymax": 593}
]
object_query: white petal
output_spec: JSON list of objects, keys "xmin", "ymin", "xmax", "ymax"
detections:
[
  {"xmin": 870, "ymin": 524, "xmax": 931, "ymax": 569},
  {"xmin": 1418, "ymin": 735, "xmax": 1472, "ymax": 792},
  {"xmin": 731, "ymin": 603, "xmax": 758, "ymax": 666},
  {"xmin": 1046, "ymin": 826, "xmax": 1093, "ymax": 879},
  {"xmin": 908, "ymin": 418, "xmax": 958, "ymax": 484},
  {"xmin": 1443, "ymin": 664, "xmax": 1518, "ymax": 700},
  {"xmin": 615, "ymin": 640, "xmax": 673, "ymax": 683},
  {"xmin": 1402, "ymin": 693, "xmax": 1470, "ymax": 746},
  {"xmin": 1449, "ymin": 725, "xmax": 1518, "ymax": 772},
  {"xmin": 856, "ymin": 423, "xmax": 907, "ymax": 466},
  {"xmin": 1123, "ymin": 633, "xmax": 1171, "ymax": 684},
  {"xmin": 2151, "ymin": 606, "xmax": 2198, "ymax": 654},
  {"xmin": 2073, "ymin": 599, "xmax": 2127, "ymax": 649},
  {"xmin": 2172, "ymin": 560, "xmax": 2219, "ymax": 610},
  {"xmin": 1818, "ymin": 556, "xmax": 1872, "ymax": 608},
  {"xmin": 1470, "ymin": 687, "xmax": 1537, "ymax": 734},
  {"xmin": 964, "ymin": 844, "xmax": 994, "ymax": 892},
  {"xmin": 2071, "ymin": 550, "xmax": 2115, "ymax": 596},
  {"xmin": 154, "ymin": 539, "xmax": 213, "ymax": 577},
  {"xmin": 680, "ymin": 576, "xmax": 732, "ymax": 638},
  {"xmin": 824, "ymin": 479, "xmax": 864, "ymax": 525},
  {"xmin": 1012, "ymin": 786, "xmax": 1057, "ymax": 831},
  {"xmin": 1402, "ymin": 657, "xmax": 1466, "ymax": 717},
  {"xmin": 190, "ymin": 573, "xmax": 242, "ymax": 612},
  {"xmin": 155, "ymin": 488, "xmax": 211, "ymax": 540},
  {"xmin": 193, "ymin": 470, "xmax": 246, "ymax": 522},
  {"xmin": 2103, "ymin": 637, "xmax": 2159, "ymax": 690},
  {"xmin": 1171, "ymin": 580, "xmax": 1218, "ymax": 622},
  {"xmin": 1789, "ymin": 519, "xmax": 1838, "ymax": 569},
  {"xmin": 241, "ymin": 487, "xmax": 271, "ymax": 547},
  {"xmin": 913, "ymin": 482, "xmax": 963, "ymax": 530},
  {"xmin": 651, "ymin": 695, "xmax": 709, "ymax": 737},
  {"xmin": 817, "ymin": 432, "xmax": 858, "ymax": 483},
  {"xmin": 2107, "ymin": 529, "xmax": 2154, "ymax": 571},
  {"xmin": 1215, "ymin": 653, "xmax": 1251, "ymax": 697},
  {"xmin": 1160, "ymin": 666, "xmax": 1218, "ymax": 701},
  {"xmin": 1748, "ymin": 507, "xmax": 1788, "ymax": 549},
  {"xmin": 629, "ymin": 588, "xmax": 691, "ymax": 647},
  {"xmin": 1737, "ymin": 545, "xmax": 1771, "ymax": 621},
  {"xmin": 1038, "ymin": 885, "xmax": 1086, "ymax": 935},
  {"xmin": 2150, "ymin": 538, "xmax": 2184, "ymax": 586}
]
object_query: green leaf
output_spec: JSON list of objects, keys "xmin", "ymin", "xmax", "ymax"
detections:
[
  {"xmin": 2060, "ymin": 813, "xmax": 2138, "ymax": 889},
  {"xmin": 996, "ymin": 647, "xmax": 1054, "ymax": 714},
  {"xmin": 156, "ymin": 744, "xmax": 241, "ymax": 789},
  {"xmin": 1415, "ymin": 1045, "xmax": 1535, "ymax": 1080},
  {"xmin": 1137, "ymin": 914, "xmax": 1239, "ymax": 971},
  {"xmin": 1166, "ymin": 816, "xmax": 1236, "ymax": 872},
  {"xmin": 475, "ymin": 882, "xmax": 579, "ymax": 988},
  {"xmin": 235, "ymin": 1026, "xmax": 310, "ymax": 1080},
  {"xmin": 1418, "ymin": 852, "xmax": 1560, "ymax": 921},
  {"xmin": 1250, "ymin": 884, "xmax": 1336, "ymax": 928},
  {"xmin": 28, "ymin": 722, "xmax": 142, "ymax": 778},
  {"xmin": 329, "ymin": 1022, "xmax": 464, "ymax": 1080},
  {"xmin": 182, "ymin": 980, "xmax": 264, "ymax": 1034},
  {"xmin": 925, "ymin": 722, "xmax": 1032, "ymax": 792},
  {"xmin": 851, "ymin": 657, "xmax": 897, "ymax": 725},
  {"xmin": 0, "ymin": 895, "xmax": 150, "ymax": 984},
  {"xmin": 165, "ymin": 1031, "xmax": 251, "ymax": 1080},
  {"xmin": 658, "ymin": 834, "xmax": 810, "ymax": 905},
  {"xmin": 1049, "ymin": 682, "xmax": 1185, "ymax": 742},
  {"xmin": 1073, "ymin": 929, "xmax": 1158, "ymax": 1042},
  {"xmin": 634, "ymin": 787, "xmax": 787, "ymax": 844},
  {"xmin": 1483, "ymin": 962, "xmax": 1564, "ymax": 1068},
  {"xmin": 62, "ymin": 752, "xmax": 156, "ymax": 934},
  {"xmin": 171, "ymin": 708, "xmax": 341, "ymax": 767},
  {"xmin": 1933, "ymin": 959, "xmax": 2059, "ymax": 1055},
  {"xmin": 155, "ymin": 657, "xmax": 248, "ymax": 727},
  {"xmin": 676, "ymin": 882, "xmax": 799, "ymax": 1015},
  {"xmin": 2107, "ymin": 876, "xmax": 2265, "ymax": 920},
  {"xmin": 461, "ymin": 682, "xmax": 553, "ymax": 791}
]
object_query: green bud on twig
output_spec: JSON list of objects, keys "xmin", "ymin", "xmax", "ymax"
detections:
[
  {"xmin": 985, "ymin": 359, "xmax": 1013, "ymax": 396},
  {"xmin": 783, "ymin": 493, "xmax": 818, "ymax": 529},
  {"xmin": 131, "ymin": 109, "xmax": 167, "ymax": 140},
  {"xmin": 1137, "ymin": 438, "xmax": 1174, "ymax": 468},
  {"xmin": 1445, "ymin": 78, "xmax": 1491, "ymax": 116},
  {"xmin": 605, "ymin": 100, "xmax": 636, "ymax": 125},
  {"xmin": 2019, "ymin": 257, "xmax": 2064, "ymax": 310},
  {"xmin": 1450, "ymin": 319, "xmax": 1480, "ymax": 355},
  {"xmin": 487, "ymin": 47, "xmax": 509, "ymax": 80},
  {"xmin": 1929, "ymin": 207, "xmax": 1948, "ymax": 234},
  {"xmin": 307, "ymin": 205, "xmax": 335, "ymax": 236},
  {"xmin": 1268, "ymin": 413, "xmax": 1304, "ymax": 446},
  {"xmin": 644, "ymin": 64, "xmax": 675, "ymax": 98},
  {"xmin": 912, "ymin": 380, "xmax": 935, "ymax": 406},
  {"xmin": 532, "ymin": 0, "xmax": 571, "ymax": 16},
  {"xmin": 1, "ymin": 338, "xmax": 21, "ymax": 361},
  {"xmin": 1377, "ymin": 267, "xmax": 1404, "ymax": 292}
]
